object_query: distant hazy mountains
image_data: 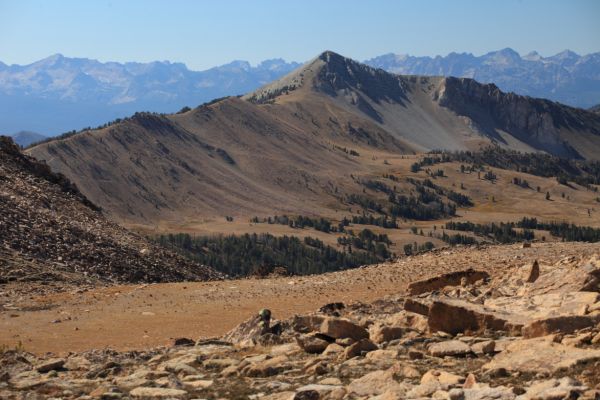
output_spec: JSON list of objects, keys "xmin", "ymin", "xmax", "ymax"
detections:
[
  {"xmin": 365, "ymin": 48, "xmax": 600, "ymax": 109},
  {"xmin": 7, "ymin": 131, "xmax": 47, "ymax": 147},
  {"xmin": 1, "ymin": 48, "xmax": 599, "ymax": 135},
  {"xmin": 0, "ymin": 55, "xmax": 301, "ymax": 135}
]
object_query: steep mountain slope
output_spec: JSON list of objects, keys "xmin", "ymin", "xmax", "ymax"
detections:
[
  {"xmin": 0, "ymin": 136, "xmax": 221, "ymax": 285},
  {"xmin": 27, "ymin": 51, "xmax": 600, "ymax": 226},
  {"xmin": 365, "ymin": 48, "xmax": 600, "ymax": 108},
  {"xmin": 250, "ymin": 51, "xmax": 600, "ymax": 158},
  {"xmin": 0, "ymin": 54, "xmax": 300, "ymax": 134}
]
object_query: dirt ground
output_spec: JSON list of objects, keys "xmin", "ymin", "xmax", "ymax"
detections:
[{"xmin": 2, "ymin": 242, "xmax": 598, "ymax": 355}]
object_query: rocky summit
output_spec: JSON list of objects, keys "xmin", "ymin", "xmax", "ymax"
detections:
[
  {"xmin": 2, "ymin": 250, "xmax": 600, "ymax": 399},
  {"xmin": 0, "ymin": 136, "xmax": 222, "ymax": 291}
]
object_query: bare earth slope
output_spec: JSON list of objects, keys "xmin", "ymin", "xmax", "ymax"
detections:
[
  {"xmin": 26, "ymin": 51, "xmax": 600, "ymax": 226},
  {"xmin": 0, "ymin": 136, "xmax": 221, "ymax": 286}
]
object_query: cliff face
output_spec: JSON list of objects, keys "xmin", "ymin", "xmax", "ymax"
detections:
[{"xmin": 437, "ymin": 77, "xmax": 600, "ymax": 158}]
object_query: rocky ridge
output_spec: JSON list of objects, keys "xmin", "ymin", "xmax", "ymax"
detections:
[
  {"xmin": 3, "ymin": 249, "xmax": 600, "ymax": 399},
  {"xmin": 0, "ymin": 136, "xmax": 222, "ymax": 287}
]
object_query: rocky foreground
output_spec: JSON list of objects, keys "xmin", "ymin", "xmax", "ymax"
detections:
[{"xmin": 2, "ymin": 251, "xmax": 600, "ymax": 399}]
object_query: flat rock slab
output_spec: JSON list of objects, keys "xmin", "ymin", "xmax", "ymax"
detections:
[
  {"xmin": 426, "ymin": 291, "xmax": 600, "ymax": 336},
  {"xmin": 427, "ymin": 298, "xmax": 526, "ymax": 335},
  {"xmin": 525, "ymin": 255, "xmax": 600, "ymax": 295},
  {"xmin": 407, "ymin": 269, "xmax": 489, "ymax": 295},
  {"xmin": 483, "ymin": 337, "xmax": 600, "ymax": 374},
  {"xmin": 129, "ymin": 387, "xmax": 188, "ymax": 398},
  {"xmin": 428, "ymin": 340, "xmax": 472, "ymax": 357},
  {"xmin": 319, "ymin": 317, "xmax": 368, "ymax": 341},
  {"xmin": 36, "ymin": 358, "xmax": 65, "ymax": 373}
]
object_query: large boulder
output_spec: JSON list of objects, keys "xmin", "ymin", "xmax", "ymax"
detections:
[
  {"xmin": 483, "ymin": 337, "xmax": 600, "ymax": 374},
  {"xmin": 428, "ymin": 340, "xmax": 472, "ymax": 358},
  {"xmin": 427, "ymin": 298, "xmax": 524, "ymax": 335},
  {"xmin": 346, "ymin": 369, "xmax": 409, "ymax": 397},
  {"xmin": 296, "ymin": 333, "xmax": 331, "ymax": 354},
  {"xmin": 407, "ymin": 269, "xmax": 489, "ymax": 295},
  {"xmin": 369, "ymin": 324, "xmax": 406, "ymax": 344},
  {"xmin": 525, "ymin": 255, "xmax": 600, "ymax": 295},
  {"xmin": 222, "ymin": 309, "xmax": 279, "ymax": 345},
  {"xmin": 342, "ymin": 338, "xmax": 378, "ymax": 359},
  {"xmin": 522, "ymin": 315, "xmax": 599, "ymax": 338},
  {"xmin": 427, "ymin": 291, "xmax": 600, "ymax": 335},
  {"xmin": 319, "ymin": 317, "xmax": 368, "ymax": 341}
]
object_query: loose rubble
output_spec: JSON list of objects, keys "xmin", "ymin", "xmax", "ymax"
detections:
[
  {"xmin": 2, "ymin": 253, "xmax": 600, "ymax": 399},
  {"xmin": 0, "ymin": 136, "xmax": 222, "ymax": 290}
]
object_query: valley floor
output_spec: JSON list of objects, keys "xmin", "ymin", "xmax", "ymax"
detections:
[{"xmin": 1, "ymin": 242, "xmax": 598, "ymax": 355}]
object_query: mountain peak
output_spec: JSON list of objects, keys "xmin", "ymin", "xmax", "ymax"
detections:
[
  {"xmin": 523, "ymin": 51, "xmax": 542, "ymax": 61},
  {"xmin": 317, "ymin": 50, "xmax": 346, "ymax": 62}
]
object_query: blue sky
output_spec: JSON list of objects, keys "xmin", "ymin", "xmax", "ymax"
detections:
[{"xmin": 1, "ymin": 0, "xmax": 599, "ymax": 70}]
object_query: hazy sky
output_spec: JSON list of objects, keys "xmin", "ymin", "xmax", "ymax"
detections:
[{"xmin": 1, "ymin": 0, "xmax": 599, "ymax": 70}]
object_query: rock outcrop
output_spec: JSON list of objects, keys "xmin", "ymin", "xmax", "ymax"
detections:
[{"xmin": 3, "ymin": 251, "xmax": 600, "ymax": 399}]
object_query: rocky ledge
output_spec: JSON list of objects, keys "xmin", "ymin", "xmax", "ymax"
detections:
[{"xmin": 2, "ymin": 253, "xmax": 600, "ymax": 399}]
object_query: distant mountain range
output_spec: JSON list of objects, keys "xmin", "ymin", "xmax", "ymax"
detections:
[
  {"xmin": 27, "ymin": 51, "xmax": 600, "ymax": 225},
  {"xmin": 364, "ymin": 48, "xmax": 600, "ymax": 110},
  {"xmin": 8, "ymin": 131, "xmax": 47, "ymax": 147},
  {"xmin": 0, "ymin": 55, "xmax": 301, "ymax": 135},
  {"xmin": 1, "ymin": 48, "xmax": 599, "ymax": 135}
]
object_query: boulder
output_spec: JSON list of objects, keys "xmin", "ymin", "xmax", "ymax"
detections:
[
  {"xmin": 522, "ymin": 315, "xmax": 598, "ymax": 338},
  {"xmin": 525, "ymin": 255, "xmax": 600, "ymax": 295},
  {"xmin": 222, "ymin": 309, "xmax": 277, "ymax": 344},
  {"xmin": 63, "ymin": 356, "xmax": 91, "ymax": 371},
  {"xmin": 36, "ymin": 358, "xmax": 65, "ymax": 373},
  {"xmin": 296, "ymin": 333, "xmax": 331, "ymax": 354},
  {"xmin": 346, "ymin": 369, "xmax": 408, "ymax": 397},
  {"xmin": 460, "ymin": 385, "xmax": 515, "ymax": 400},
  {"xmin": 482, "ymin": 337, "xmax": 600, "ymax": 374},
  {"xmin": 470, "ymin": 340, "xmax": 495, "ymax": 355},
  {"xmin": 428, "ymin": 340, "xmax": 472, "ymax": 357},
  {"xmin": 292, "ymin": 315, "xmax": 326, "ymax": 333},
  {"xmin": 322, "ymin": 343, "xmax": 344, "ymax": 355},
  {"xmin": 342, "ymin": 338, "xmax": 378, "ymax": 359},
  {"xmin": 407, "ymin": 269, "xmax": 489, "ymax": 295},
  {"xmin": 295, "ymin": 384, "xmax": 343, "ymax": 398},
  {"xmin": 129, "ymin": 387, "xmax": 188, "ymax": 398},
  {"xmin": 319, "ymin": 317, "xmax": 368, "ymax": 341},
  {"xmin": 520, "ymin": 377, "xmax": 587, "ymax": 400},
  {"xmin": 172, "ymin": 337, "xmax": 195, "ymax": 347},
  {"xmin": 421, "ymin": 369, "xmax": 465, "ymax": 386},
  {"xmin": 243, "ymin": 355, "xmax": 290, "ymax": 377},
  {"xmin": 370, "ymin": 324, "xmax": 405, "ymax": 344},
  {"xmin": 427, "ymin": 298, "xmax": 523, "ymax": 335}
]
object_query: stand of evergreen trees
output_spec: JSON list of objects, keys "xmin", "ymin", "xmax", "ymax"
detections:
[
  {"xmin": 444, "ymin": 221, "xmax": 534, "ymax": 243},
  {"xmin": 337, "ymin": 228, "xmax": 392, "ymax": 259},
  {"xmin": 351, "ymin": 215, "xmax": 398, "ymax": 228},
  {"xmin": 154, "ymin": 233, "xmax": 382, "ymax": 277},
  {"xmin": 404, "ymin": 241, "xmax": 435, "ymax": 255},
  {"xmin": 443, "ymin": 147, "xmax": 599, "ymax": 189},
  {"xmin": 442, "ymin": 218, "xmax": 600, "ymax": 244},
  {"xmin": 350, "ymin": 177, "xmax": 473, "ymax": 221},
  {"xmin": 516, "ymin": 217, "xmax": 600, "ymax": 242},
  {"xmin": 251, "ymin": 215, "xmax": 336, "ymax": 233}
]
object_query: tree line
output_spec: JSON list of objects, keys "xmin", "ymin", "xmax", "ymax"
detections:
[{"xmin": 153, "ymin": 232, "xmax": 382, "ymax": 277}]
